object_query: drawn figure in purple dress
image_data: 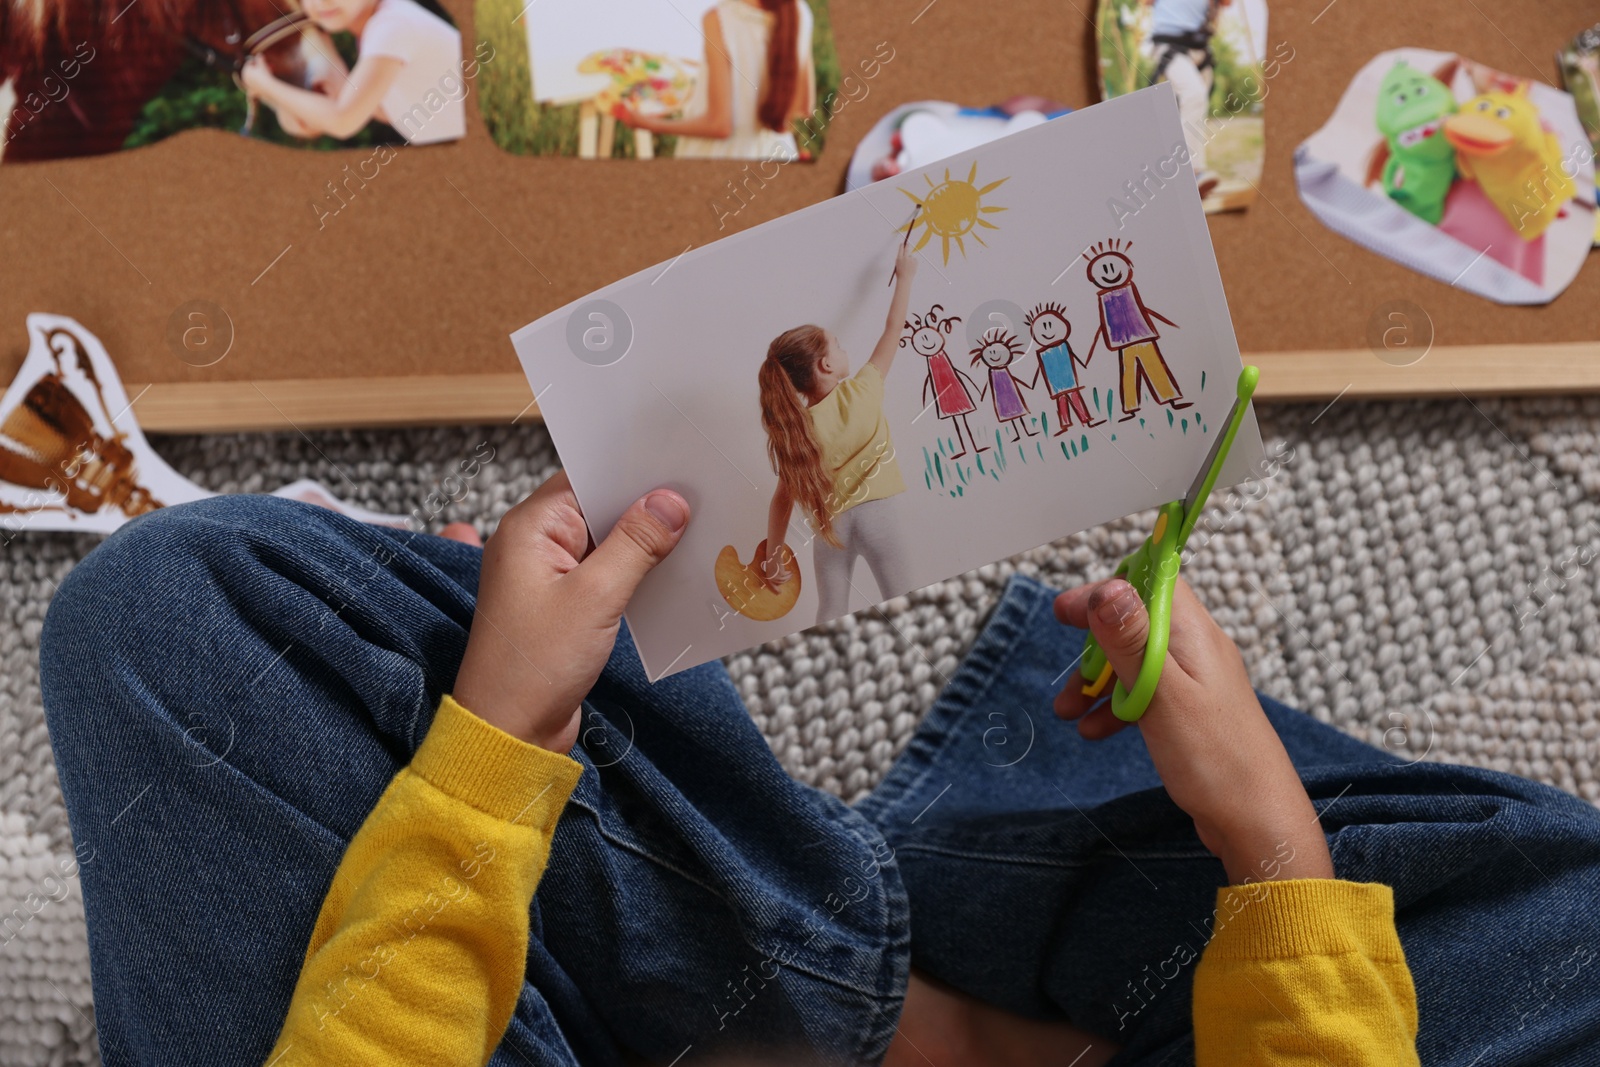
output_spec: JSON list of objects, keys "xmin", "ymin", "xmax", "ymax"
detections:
[{"xmin": 971, "ymin": 327, "xmax": 1036, "ymax": 442}]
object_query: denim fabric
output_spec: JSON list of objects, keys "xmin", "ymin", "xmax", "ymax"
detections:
[
  {"xmin": 859, "ymin": 574, "xmax": 1600, "ymax": 1066},
  {"xmin": 40, "ymin": 496, "xmax": 908, "ymax": 1067},
  {"xmin": 40, "ymin": 496, "xmax": 1600, "ymax": 1067}
]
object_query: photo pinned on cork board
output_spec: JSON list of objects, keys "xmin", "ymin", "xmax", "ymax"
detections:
[
  {"xmin": 476, "ymin": 0, "xmax": 842, "ymax": 161},
  {"xmin": 511, "ymin": 86, "xmax": 1265, "ymax": 681},
  {"xmin": 0, "ymin": 0, "xmax": 471, "ymax": 164},
  {"xmin": 1095, "ymin": 0, "xmax": 1275, "ymax": 214},
  {"xmin": 0, "ymin": 314, "xmax": 405, "ymax": 536},
  {"xmin": 1557, "ymin": 21, "xmax": 1600, "ymax": 246},
  {"xmin": 1295, "ymin": 48, "xmax": 1596, "ymax": 306}
]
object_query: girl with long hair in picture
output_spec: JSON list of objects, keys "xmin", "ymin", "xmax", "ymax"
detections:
[
  {"xmin": 616, "ymin": 0, "xmax": 817, "ymax": 161},
  {"xmin": 758, "ymin": 245, "xmax": 916, "ymax": 624}
]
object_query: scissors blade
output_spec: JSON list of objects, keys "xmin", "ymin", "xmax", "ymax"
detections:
[{"xmin": 1183, "ymin": 393, "xmax": 1245, "ymax": 516}]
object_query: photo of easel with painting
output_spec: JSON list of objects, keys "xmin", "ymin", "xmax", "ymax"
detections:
[{"xmin": 478, "ymin": 0, "xmax": 840, "ymax": 161}]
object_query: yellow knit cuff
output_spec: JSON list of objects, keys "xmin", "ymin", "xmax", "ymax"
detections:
[
  {"xmin": 409, "ymin": 695, "xmax": 584, "ymax": 828},
  {"xmin": 1204, "ymin": 879, "xmax": 1404, "ymax": 962}
]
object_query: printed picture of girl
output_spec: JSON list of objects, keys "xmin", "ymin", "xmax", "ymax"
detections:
[
  {"xmin": 758, "ymin": 245, "xmax": 916, "ymax": 625},
  {"xmin": 240, "ymin": 0, "xmax": 465, "ymax": 146},
  {"xmin": 616, "ymin": 0, "xmax": 817, "ymax": 160}
]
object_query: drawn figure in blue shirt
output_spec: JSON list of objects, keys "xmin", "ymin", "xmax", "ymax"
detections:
[{"xmin": 1025, "ymin": 302, "xmax": 1103, "ymax": 432}]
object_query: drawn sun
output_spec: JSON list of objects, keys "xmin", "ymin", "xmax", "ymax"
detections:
[{"xmin": 899, "ymin": 162, "xmax": 1009, "ymax": 265}]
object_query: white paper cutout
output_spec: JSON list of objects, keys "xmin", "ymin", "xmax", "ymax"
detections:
[
  {"xmin": 514, "ymin": 86, "xmax": 1264, "ymax": 680},
  {"xmin": 844, "ymin": 101, "xmax": 1054, "ymax": 192},
  {"xmin": 0, "ymin": 314, "xmax": 407, "ymax": 536}
]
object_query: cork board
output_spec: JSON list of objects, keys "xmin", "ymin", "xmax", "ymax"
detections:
[{"xmin": 2, "ymin": 0, "xmax": 1597, "ymax": 432}]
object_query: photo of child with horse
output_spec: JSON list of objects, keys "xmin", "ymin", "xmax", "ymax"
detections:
[{"xmin": 0, "ymin": 0, "xmax": 466, "ymax": 163}]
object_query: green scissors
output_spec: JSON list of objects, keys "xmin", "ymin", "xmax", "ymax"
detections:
[{"xmin": 1078, "ymin": 365, "xmax": 1261, "ymax": 722}]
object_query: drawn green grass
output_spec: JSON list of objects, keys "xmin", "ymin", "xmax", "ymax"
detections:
[{"xmin": 917, "ymin": 374, "xmax": 1198, "ymax": 498}]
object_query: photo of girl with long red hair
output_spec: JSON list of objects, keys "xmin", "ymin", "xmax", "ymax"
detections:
[
  {"xmin": 758, "ymin": 244, "xmax": 917, "ymax": 624},
  {"xmin": 618, "ymin": 0, "xmax": 817, "ymax": 161}
]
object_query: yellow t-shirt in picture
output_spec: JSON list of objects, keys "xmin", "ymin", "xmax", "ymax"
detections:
[{"xmin": 807, "ymin": 363, "xmax": 906, "ymax": 518}]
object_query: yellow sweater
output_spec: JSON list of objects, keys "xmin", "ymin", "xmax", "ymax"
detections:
[
  {"xmin": 266, "ymin": 697, "xmax": 1420, "ymax": 1065},
  {"xmin": 264, "ymin": 696, "xmax": 583, "ymax": 1066}
]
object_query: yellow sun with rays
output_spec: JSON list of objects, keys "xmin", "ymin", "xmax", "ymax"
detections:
[{"xmin": 899, "ymin": 162, "xmax": 1010, "ymax": 265}]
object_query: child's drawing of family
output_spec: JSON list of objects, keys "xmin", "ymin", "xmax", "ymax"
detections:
[{"xmin": 717, "ymin": 233, "xmax": 1193, "ymax": 627}]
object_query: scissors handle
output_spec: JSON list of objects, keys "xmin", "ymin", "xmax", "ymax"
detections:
[
  {"xmin": 1076, "ymin": 366, "xmax": 1258, "ymax": 721},
  {"xmin": 1080, "ymin": 500, "xmax": 1183, "ymax": 722}
]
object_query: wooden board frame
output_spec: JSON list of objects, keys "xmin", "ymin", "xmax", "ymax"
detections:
[{"xmin": 3, "ymin": 0, "xmax": 1597, "ymax": 433}]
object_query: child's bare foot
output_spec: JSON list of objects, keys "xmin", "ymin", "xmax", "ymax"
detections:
[{"xmin": 886, "ymin": 970, "xmax": 1116, "ymax": 1067}]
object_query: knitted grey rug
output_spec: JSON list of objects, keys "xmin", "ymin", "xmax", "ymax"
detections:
[{"xmin": 3, "ymin": 395, "xmax": 1599, "ymax": 1065}]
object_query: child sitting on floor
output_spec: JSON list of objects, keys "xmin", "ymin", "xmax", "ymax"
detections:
[{"xmin": 39, "ymin": 468, "xmax": 1600, "ymax": 1065}]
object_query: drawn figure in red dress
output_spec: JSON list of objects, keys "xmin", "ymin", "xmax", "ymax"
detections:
[{"xmin": 903, "ymin": 304, "xmax": 988, "ymax": 460}]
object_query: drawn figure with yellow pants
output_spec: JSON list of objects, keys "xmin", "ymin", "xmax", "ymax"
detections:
[{"xmin": 1083, "ymin": 240, "xmax": 1192, "ymax": 422}]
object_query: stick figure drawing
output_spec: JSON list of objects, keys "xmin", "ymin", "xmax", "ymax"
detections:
[
  {"xmin": 1025, "ymin": 301, "xmax": 1103, "ymax": 432},
  {"xmin": 1083, "ymin": 239, "xmax": 1192, "ymax": 421},
  {"xmin": 971, "ymin": 327, "xmax": 1036, "ymax": 442},
  {"xmin": 905, "ymin": 305, "xmax": 988, "ymax": 460}
]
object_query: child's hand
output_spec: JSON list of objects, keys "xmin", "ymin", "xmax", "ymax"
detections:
[
  {"xmin": 240, "ymin": 55, "xmax": 273, "ymax": 95},
  {"xmin": 614, "ymin": 102, "xmax": 649, "ymax": 131},
  {"xmin": 1053, "ymin": 577, "xmax": 1335, "ymax": 885},
  {"xmin": 759, "ymin": 543, "xmax": 793, "ymax": 590},
  {"xmin": 453, "ymin": 471, "xmax": 689, "ymax": 753},
  {"xmin": 894, "ymin": 245, "xmax": 919, "ymax": 284}
]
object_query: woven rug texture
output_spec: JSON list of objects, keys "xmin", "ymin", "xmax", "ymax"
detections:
[{"xmin": 2, "ymin": 395, "xmax": 1598, "ymax": 1065}]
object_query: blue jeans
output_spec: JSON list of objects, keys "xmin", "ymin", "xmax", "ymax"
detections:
[{"xmin": 40, "ymin": 496, "xmax": 1600, "ymax": 1066}]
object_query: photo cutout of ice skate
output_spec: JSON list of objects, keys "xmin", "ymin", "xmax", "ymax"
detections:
[{"xmin": 0, "ymin": 314, "xmax": 406, "ymax": 536}]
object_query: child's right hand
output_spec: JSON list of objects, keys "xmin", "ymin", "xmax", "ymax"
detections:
[
  {"xmin": 239, "ymin": 55, "xmax": 273, "ymax": 95},
  {"xmin": 894, "ymin": 245, "xmax": 918, "ymax": 284},
  {"xmin": 1052, "ymin": 577, "xmax": 1335, "ymax": 886}
]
